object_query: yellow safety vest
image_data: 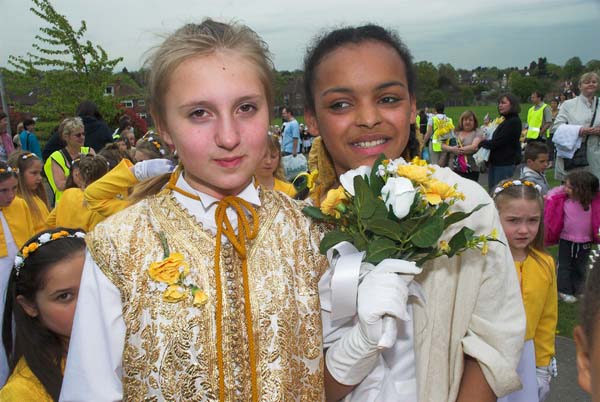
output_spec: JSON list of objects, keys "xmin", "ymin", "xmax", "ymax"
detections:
[
  {"xmin": 431, "ymin": 116, "xmax": 454, "ymax": 152},
  {"xmin": 44, "ymin": 150, "xmax": 70, "ymax": 204},
  {"xmin": 415, "ymin": 115, "xmax": 421, "ymax": 134},
  {"xmin": 526, "ymin": 103, "xmax": 548, "ymax": 139}
]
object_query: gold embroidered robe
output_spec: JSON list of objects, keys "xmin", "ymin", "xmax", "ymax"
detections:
[{"xmin": 86, "ymin": 189, "xmax": 328, "ymax": 401}]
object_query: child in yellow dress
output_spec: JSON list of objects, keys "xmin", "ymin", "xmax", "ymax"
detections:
[
  {"xmin": 0, "ymin": 162, "xmax": 35, "ymax": 385},
  {"xmin": 60, "ymin": 19, "xmax": 327, "ymax": 401},
  {"xmin": 8, "ymin": 151, "xmax": 50, "ymax": 233},
  {"xmin": 46, "ymin": 155, "xmax": 108, "ymax": 232},
  {"xmin": 255, "ymin": 135, "xmax": 296, "ymax": 197},
  {"xmin": 0, "ymin": 228, "xmax": 86, "ymax": 401},
  {"xmin": 494, "ymin": 179, "xmax": 558, "ymax": 402}
]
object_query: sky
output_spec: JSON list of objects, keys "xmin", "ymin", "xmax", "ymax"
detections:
[{"xmin": 1, "ymin": 0, "xmax": 600, "ymax": 72}]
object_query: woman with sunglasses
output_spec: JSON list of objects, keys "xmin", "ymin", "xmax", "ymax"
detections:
[{"xmin": 43, "ymin": 117, "xmax": 94, "ymax": 205}]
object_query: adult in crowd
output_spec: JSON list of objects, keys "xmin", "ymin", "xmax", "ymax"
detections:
[
  {"xmin": 526, "ymin": 91, "xmax": 552, "ymax": 143},
  {"xmin": 303, "ymin": 24, "xmax": 524, "ymax": 402},
  {"xmin": 445, "ymin": 110, "xmax": 484, "ymax": 182},
  {"xmin": 18, "ymin": 118, "xmax": 42, "ymax": 159},
  {"xmin": 423, "ymin": 103, "xmax": 454, "ymax": 166},
  {"xmin": 42, "ymin": 114, "xmax": 68, "ymax": 160},
  {"xmin": 479, "ymin": 93, "xmax": 522, "ymax": 190},
  {"xmin": 0, "ymin": 112, "xmax": 15, "ymax": 162},
  {"xmin": 76, "ymin": 100, "xmax": 113, "ymax": 153},
  {"xmin": 43, "ymin": 117, "xmax": 92, "ymax": 205},
  {"xmin": 552, "ymin": 72, "xmax": 600, "ymax": 181},
  {"xmin": 280, "ymin": 107, "xmax": 300, "ymax": 157}
]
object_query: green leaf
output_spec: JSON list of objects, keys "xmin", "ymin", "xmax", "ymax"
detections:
[
  {"xmin": 354, "ymin": 176, "xmax": 377, "ymax": 219},
  {"xmin": 319, "ymin": 230, "xmax": 354, "ymax": 254},
  {"xmin": 352, "ymin": 232, "xmax": 368, "ymax": 252},
  {"xmin": 447, "ymin": 227, "xmax": 476, "ymax": 257},
  {"xmin": 443, "ymin": 203, "xmax": 487, "ymax": 229},
  {"xmin": 366, "ymin": 238, "xmax": 398, "ymax": 264},
  {"xmin": 433, "ymin": 203, "xmax": 450, "ymax": 218},
  {"xmin": 302, "ymin": 206, "xmax": 329, "ymax": 221},
  {"xmin": 365, "ymin": 218, "xmax": 404, "ymax": 242},
  {"xmin": 411, "ymin": 217, "xmax": 444, "ymax": 248}
]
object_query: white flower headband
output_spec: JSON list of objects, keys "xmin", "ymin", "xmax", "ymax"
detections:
[
  {"xmin": 0, "ymin": 166, "xmax": 18, "ymax": 174},
  {"xmin": 493, "ymin": 180, "xmax": 542, "ymax": 197},
  {"xmin": 14, "ymin": 231, "xmax": 85, "ymax": 276},
  {"xmin": 21, "ymin": 153, "xmax": 38, "ymax": 160},
  {"xmin": 142, "ymin": 136, "xmax": 166, "ymax": 156}
]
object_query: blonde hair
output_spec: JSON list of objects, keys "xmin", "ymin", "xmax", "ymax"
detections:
[
  {"xmin": 579, "ymin": 71, "xmax": 599, "ymax": 86},
  {"xmin": 135, "ymin": 134, "xmax": 171, "ymax": 160},
  {"xmin": 132, "ymin": 19, "xmax": 274, "ymax": 203},
  {"xmin": 59, "ymin": 117, "xmax": 84, "ymax": 140},
  {"xmin": 7, "ymin": 151, "xmax": 48, "ymax": 223},
  {"xmin": 266, "ymin": 135, "xmax": 287, "ymax": 181}
]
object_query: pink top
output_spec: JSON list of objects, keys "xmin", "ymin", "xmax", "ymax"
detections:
[{"xmin": 561, "ymin": 199, "xmax": 593, "ymax": 243}]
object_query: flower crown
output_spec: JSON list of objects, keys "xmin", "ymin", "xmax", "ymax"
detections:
[
  {"xmin": 493, "ymin": 180, "xmax": 542, "ymax": 197},
  {"xmin": 142, "ymin": 136, "xmax": 166, "ymax": 156},
  {"xmin": 14, "ymin": 230, "xmax": 85, "ymax": 276},
  {"xmin": 21, "ymin": 153, "xmax": 38, "ymax": 160},
  {"xmin": 0, "ymin": 167, "xmax": 19, "ymax": 174}
]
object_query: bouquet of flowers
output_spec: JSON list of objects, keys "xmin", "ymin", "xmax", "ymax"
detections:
[{"xmin": 303, "ymin": 155, "xmax": 498, "ymax": 266}]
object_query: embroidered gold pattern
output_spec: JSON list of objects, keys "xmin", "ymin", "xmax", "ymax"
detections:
[{"xmin": 87, "ymin": 190, "xmax": 327, "ymax": 401}]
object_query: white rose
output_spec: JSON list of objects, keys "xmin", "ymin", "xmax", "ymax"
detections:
[
  {"xmin": 339, "ymin": 166, "xmax": 372, "ymax": 196},
  {"xmin": 381, "ymin": 177, "xmax": 416, "ymax": 220},
  {"xmin": 38, "ymin": 233, "xmax": 52, "ymax": 244}
]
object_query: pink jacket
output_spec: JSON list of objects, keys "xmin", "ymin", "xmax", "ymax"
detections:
[{"xmin": 544, "ymin": 186, "xmax": 600, "ymax": 246}]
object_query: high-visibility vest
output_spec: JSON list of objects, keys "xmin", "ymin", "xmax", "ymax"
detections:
[
  {"xmin": 526, "ymin": 103, "xmax": 548, "ymax": 139},
  {"xmin": 431, "ymin": 116, "xmax": 454, "ymax": 152},
  {"xmin": 43, "ymin": 150, "xmax": 70, "ymax": 203},
  {"xmin": 415, "ymin": 115, "xmax": 421, "ymax": 134}
]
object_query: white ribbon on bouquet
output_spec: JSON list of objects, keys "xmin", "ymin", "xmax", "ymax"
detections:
[{"xmin": 324, "ymin": 241, "xmax": 424, "ymax": 349}]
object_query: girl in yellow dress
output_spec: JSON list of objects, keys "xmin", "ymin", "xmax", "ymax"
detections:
[
  {"xmin": 0, "ymin": 228, "xmax": 86, "ymax": 402},
  {"xmin": 255, "ymin": 135, "xmax": 296, "ymax": 197},
  {"xmin": 494, "ymin": 179, "xmax": 558, "ymax": 402},
  {"xmin": 46, "ymin": 155, "xmax": 108, "ymax": 232},
  {"xmin": 8, "ymin": 151, "xmax": 50, "ymax": 233}
]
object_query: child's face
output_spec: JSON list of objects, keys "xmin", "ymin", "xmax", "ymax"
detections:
[
  {"xmin": 159, "ymin": 51, "xmax": 269, "ymax": 198},
  {"xmin": 565, "ymin": 180, "xmax": 574, "ymax": 198},
  {"xmin": 574, "ymin": 323, "xmax": 600, "ymax": 401},
  {"xmin": 116, "ymin": 139, "xmax": 127, "ymax": 153},
  {"xmin": 134, "ymin": 149, "xmax": 151, "ymax": 163},
  {"xmin": 71, "ymin": 167, "xmax": 83, "ymax": 189},
  {"xmin": 498, "ymin": 198, "xmax": 541, "ymax": 254},
  {"xmin": 305, "ymin": 41, "xmax": 416, "ymax": 176},
  {"xmin": 527, "ymin": 153, "xmax": 549, "ymax": 173},
  {"xmin": 18, "ymin": 251, "xmax": 85, "ymax": 345},
  {"xmin": 0, "ymin": 176, "xmax": 18, "ymax": 207},
  {"xmin": 257, "ymin": 149, "xmax": 280, "ymax": 177},
  {"xmin": 24, "ymin": 159, "xmax": 43, "ymax": 192}
]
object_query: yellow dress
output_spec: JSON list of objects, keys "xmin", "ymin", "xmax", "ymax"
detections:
[
  {"xmin": 84, "ymin": 158, "xmax": 134, "ymax": 219},
  {"xmin": 0, "ymin": 358, "xmax": 53, "ymax": 402},
  {"xmin": 0, "ymin": 197, "xmax": 34, "ymax": 256},
  {"xmin": 31, "ymin": 195, "xmax": 50, "ymax": 233},
  {"xmin": 515, "ymin": 248, "xmax": 557, "ymax": 366},
  {"xmin": 46, "ymin": 188, "xmax": 104, "ymax": 232}
]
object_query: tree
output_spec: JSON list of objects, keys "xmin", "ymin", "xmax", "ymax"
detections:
[
  {"xmin": 563, "ymin": 57, "xmax": 584, "ymax": 80},
  {"xmin": 586, "ymin": 59, "xmax": 600, "ymax": 73},
  {"xmin": 8, "ymin": 0, "xmax": 123, "ymax": 120},
  {"xmin": 414, "ymin": 61, "xmax": 438, "ymax": 106}
]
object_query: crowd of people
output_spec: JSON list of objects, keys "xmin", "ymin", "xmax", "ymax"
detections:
[{"xmin": 0, "ymin": 19, "xmax": 598, "ymax": 402}]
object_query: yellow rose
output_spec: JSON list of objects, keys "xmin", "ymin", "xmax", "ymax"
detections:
[
  {"xmin": 422, "ymin": 180, "xmax": 464, "ymax": 205},
  {"xmin": 163, "ymin": 285, "xmax": 187, "ymax": 303},
  {"xmin": 51, "ymin": 230, "xmax": 69, "ymax": 240},
  {"xmin": 192, "ymin": 289, "xmax": 209, "ymax": 306},
  {"xmin": 22, "ymin": 242, "xmax": 40, "ymax": 257},
  {"xmin": 148, "ymin": 253, "xmax": 190, "ymax": 284},
  {"xmin": 396, "ymin": 164, "xmax": 430, "ymax": 183},
  {"xmin": 410, "ymin": 156, "xmax": 428, "ymax": 167},
  {"xmin": 320, "ymin": 186, "xmax": 348, "ymax": 218}
]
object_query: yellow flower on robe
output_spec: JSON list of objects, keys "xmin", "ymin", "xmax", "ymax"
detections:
[
  {"xmin": 149, "ymin": 253, "xmax": 190, "ymax": 285},
  {"xmin": 193, "ymin": 289, "xmax": 209, "ymax": 306},
  {"xmin": 163, "ymin": 285, "xmax": 187, "ymax": 303}
]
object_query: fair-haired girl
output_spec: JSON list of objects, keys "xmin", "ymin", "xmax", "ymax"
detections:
[
  {"xmin": 0, "ymin": 228, "xmax": 86, "ymax": 402},
  {"xmin": 83, "ymin": 134, "xmax": 174, "ymax": 220},
  {"xmin": 60, "ymin": 19, "xmax": 328, "ymax": 401},
  {"xmin": 545, "ymin": 170, "xmax": 600, "ymax": 303},
  {"xmin": 0, "ymin": 162, "xmax": 35, "ymax": 385},
  {"xmin": 494, "ymin": 179, "xmax": 557, "ymax": 402},
  {"xmin": 255, "ymin": 135, "xmax": 296, "ymax": 197},
  {"xmin": 7, "ymin": 151, "xmax": 50, "ymax": 233}
]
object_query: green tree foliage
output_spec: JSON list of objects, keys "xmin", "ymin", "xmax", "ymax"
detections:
[
  {"xmin": 563, "ymin": 57, "xmax": 584, "ymax": 80},
  {"xmin": 8, "ymin": 0, "xmax": 123, "ymax": 120},
  {"xmin": 586, "ymin": 59, "xmax": 600, "ymax": 73},
  {"xmin": 414, "ymin": 61, "xmax": 438, "ymax": 106}
]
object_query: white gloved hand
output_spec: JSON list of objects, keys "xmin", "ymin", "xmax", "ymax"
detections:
[
  {"xmin": 536, "ymin": 365, "xmax": 552, "ymax": 402},
  {"xmin": 325, "ymin": 265, "xmax": 415, "ymax": 385},
  {"xmin": 133, "ymin": 159, "xmax": 174, "ymax": 181}
]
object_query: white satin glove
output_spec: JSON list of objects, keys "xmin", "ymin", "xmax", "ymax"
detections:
[
  {"xmin": 536, "ymin": 365, "xmax": 552, "ymax": 402},
  {"xmin": 133, "ymin": 159, "xmax": 174, "ymax": 181},
  {"xmin": 326, "ymin": 260, "xmax": 419, "ymax": 385}
]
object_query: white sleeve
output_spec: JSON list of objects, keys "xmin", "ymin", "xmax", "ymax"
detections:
[{"xmin": 60, "ymin": 250, "xmax": 125, "ymax": 402}]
